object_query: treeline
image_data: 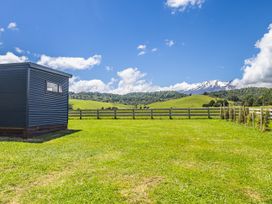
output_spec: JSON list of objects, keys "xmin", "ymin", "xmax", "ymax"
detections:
[
  {"xmin": 202, "ymin": 99, "xmax": 229, "ymax": 107},
  {"xmin": 207, "ymin": 87, "xmax": 272, "ymax": 106},
  {"xmin": 69, "ymin": 91, "xmax": 187, "ymax": 105}
]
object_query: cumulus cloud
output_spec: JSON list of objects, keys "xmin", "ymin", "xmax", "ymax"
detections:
[
  {"xmin": 137, "ymin": 44, "xmax": 147, "ymax": 56},
  {"xmin": 37, "ymin": 54, "xmax": 102, "ymax": 70},
  {"xmin": 70, "ymin": 67, "xmax": 157, "ymax": 94},
  {"xmin": 166, "ymin": 0, "xmax": 204, "ymax": 11},
  {"xmin": 15, "ymin": 47, "xmax": 23, "ymax": 54},
  {"xmin": 112, "ymin": 67, "xmax": 157, "ymax": 94},
  {"xmin": 69, "ymin": 77, "xmax": 110, "ymax": 93},
  {"xmin": 165, "ymin": 39, "xmax": 175, "ymax": 47},
  {"xmin": 7, "ymin": 22, "xmax": 18, "ymax": 30},
  {"xmin": 0, "ymin": 27, "xmax": 4, "ymax": 32},
  {"xmin": 137, "ymin": 44, "xmax": 146, "ymax": 50},
  {"xmin": 234, "ymin": 24, "xmax": 272, "ymax": 88},
  {"xmin": 138, "ymin": 51, "xmax": 146, "ymax": 56},
  {"xmin": 151, "ymin": 48, "xmax": 158, "ymax": 52},
  {"xmin": 0, "ymin": 52, "xmax": 28, "ymax": 64}
]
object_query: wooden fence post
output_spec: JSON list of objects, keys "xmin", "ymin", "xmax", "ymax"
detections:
[
  {"xmin": 233, "ymin": 108, "xmax": 236, "ymax": 121},
  {"xmin": 114, "ymin": 109, "xmax": 117, "ymax": 119},
  {"xmin": 132, "ymin": 109, "xmax": 135, "ymax": 120},
  {"xmin": 96, "ymin": 109, "xmax": 100, "ymax": 119},
  {"xmin": 79, "ymin": 110, "xmax": 82, "ymax": 120},
  {"xmin": 238, "ymin": 107, "xmax": 241, "ymax": 123},
  {"xmin": 260, "ymin": 108, "xmax": 263, "ymax": 130},
  {"xmin": 151, "ymin": 109, "xmax": 154, "ymax": 119},
  {"xmin": 169, "ymin": 108, "xmax": 172, "ymax": 119},
  {"xmin": 243, "ymin": 106, "xmax": 247, "ymax": 124},
  {"xmin": 188, "ymin": 108, "xmax": 191, "ymax": 119},
  {"xmin": 252, "ymin": 112, "xmax": 255, "ymax": 128},
  {"xmin": 207, "ymin": 107, "xmax": 211, "ymax": 119}
]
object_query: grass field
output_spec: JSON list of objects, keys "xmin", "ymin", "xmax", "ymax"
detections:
[
  {"xmin": 149, "ymin": 95, "xmax": 216, "ymax": 108},
  {"xmin": 70, "ymin": 99, "xmax": 131, "ymax": 110},
  {"xmin": 1, "ymin": 120, "xmax": 272, "ymax": 203}
]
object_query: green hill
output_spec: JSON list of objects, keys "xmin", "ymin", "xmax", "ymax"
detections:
[
  {"xmin": 148, "ymin": 95, "xmax": 216, "ymax": 108},
  {"xmin": 69, "ymin": 99, "xmax": 131, "ymax": 110}
]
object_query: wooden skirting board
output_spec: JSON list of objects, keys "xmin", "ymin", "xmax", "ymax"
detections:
[{"xmin": 0, "ymin": 124, "xmax": 67, "ymax": 138}]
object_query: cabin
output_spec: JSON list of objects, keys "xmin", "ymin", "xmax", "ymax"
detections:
[{"xmin": 0, "ymin": 62, "xmax": 72, "ymax": 137}]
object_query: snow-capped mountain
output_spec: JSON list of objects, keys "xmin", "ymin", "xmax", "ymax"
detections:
[{"xmin": 171, "ymin": 80, "xmax": 235, "ymax": 94}]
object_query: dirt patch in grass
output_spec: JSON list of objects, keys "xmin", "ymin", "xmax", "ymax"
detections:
[
  {"xmin": 121, "ymin": 176, "xmax": 163, "ymax": 203},
  {"xmin": 9, "ymin": 161, "xmax": 82, "ymax": 204},
  {"xmin": 243, "ymin": 188, "xmax": 263, "ymax": 202}
]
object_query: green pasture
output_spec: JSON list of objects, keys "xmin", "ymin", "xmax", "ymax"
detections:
[{"xmin": 0, "ymin": 120, "xmax": 271, "ymax": 203}]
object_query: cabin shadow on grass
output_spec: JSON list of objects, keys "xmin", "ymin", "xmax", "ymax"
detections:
[{"xmin": 0, "ymin": 129, "xmax": 81, "ymax": 143}]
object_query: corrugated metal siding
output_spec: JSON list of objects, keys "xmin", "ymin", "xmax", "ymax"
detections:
[
  {"xmin": 0, "ymin": 66, "xmax": 27, "ymax": 127},
  {"xmin": 28, "ymin": 68, "xmax": 69, "ymax": 127}
]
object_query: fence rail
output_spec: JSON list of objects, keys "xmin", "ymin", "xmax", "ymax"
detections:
[
  {"xmin": 249, "ymin": 108, "xmax": 272, "ymax": 119},
  {"xmin": 69, "ymin": 107, "xmax": 221, "ymax": 120}
]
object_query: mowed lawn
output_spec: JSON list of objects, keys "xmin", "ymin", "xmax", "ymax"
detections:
[{"xmin": 0, "ymin": 120, "xmax": 272, "ymax": 203}]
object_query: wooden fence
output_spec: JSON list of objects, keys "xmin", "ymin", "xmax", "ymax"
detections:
[
  {"xmin": 219, "ymin": 107, "xmax": 272, "ymax": 131},
  {"xmin": 249, "ymin": 108, "xmax": 272, "ymax": 119},
  {"xmin": 69, "ymin": 107, "xmax": 222, "ymax": 120}
]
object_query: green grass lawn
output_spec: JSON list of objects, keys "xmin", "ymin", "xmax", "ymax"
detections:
[
  {"xmin": 149, "ymin": 95, "xmax": 216, "ymax": 108},
  {"xmin": 70, "ymin": 99, "xmax": 131, "ymax": 110},
  {"xmin": 1, "ymin": 120, "xmax": 272, "ymax": 203}
]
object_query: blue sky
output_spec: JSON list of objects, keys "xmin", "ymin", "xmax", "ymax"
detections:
[{"xmin": 0, "ymin": 0, "xmax": 272, "ymax": 93}]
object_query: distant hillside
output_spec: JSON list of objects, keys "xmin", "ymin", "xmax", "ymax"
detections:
[
  {"xmin": 69, "ymin": 99, "xmax": 131, "ymax": 110},
  {"xmin": 207, "ymin": 87, "xmax": 272, "ymax": 106},
  {"xmin": 148, "ymin": 95, "xmax": 215, "ymax": 108},
  {"xmin": 69, "ymin": 91, "xmax": 186, "ymax": 105}
]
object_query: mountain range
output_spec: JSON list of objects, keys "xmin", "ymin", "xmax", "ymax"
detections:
[{"xmin": 174, "ymin": 80, "xmax": 235, "ymax": 94}]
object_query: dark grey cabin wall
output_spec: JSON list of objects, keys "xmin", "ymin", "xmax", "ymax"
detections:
[
  {"xmin": 28, "ymin": 68, "xmax": 69, "ymax": 127},
  {"xmin": 0, "ymin": 66, "xmax": 27, "ymax": 128}
]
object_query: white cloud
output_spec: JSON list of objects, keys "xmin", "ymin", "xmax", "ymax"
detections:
[
  {"xmin": 137, "ymin": 44, "xmax": 147, "ymax": 50},
  {"xmin": 151, "ymin": 48, "xmax": 158, "ymax": 52},
  {"xmin": 0, "ymin": 52, "xmax": 28, "ymax": 64},
  {"xmin": 37, "ymin": 54, "xmax": 102, "ymax": 70},
  {"xmin": 69, "ymin": 77, "xmax": 110, "ymax": 93},
  {"xmin": 70, "ymin": 67, "xmax": 157, "ymax": 94},
  {"xmin": 111, "ymin": 67, "xmax": 156, "ymax": 94},
  {"xmin": 234, "ymin": 24, "xmax": 272, "ymax": 88},
  {"xmin": 7, "ymin": 22, "xmax": 18, "ymax": 30},
  {"xmin": 165, "ymin": 39, "xmax": 175, "ymax": 47},
  {"xmin": 0, "ymin": 27, "xmax": 4, "ymax": 32},
  {"xmin": 138, "ymin": 51, "xmax": 146, "ymax": 56},
  {"xmin": 137, "ymin": 44, "xmax": 147, "ymax": 56},
  {"xmin": 15, "ymin": 47, "xmax": 23, "ymax": 54},
  {"xmin": 166, "ymin": 0, "xmax": 204, "ymax": 12}
]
